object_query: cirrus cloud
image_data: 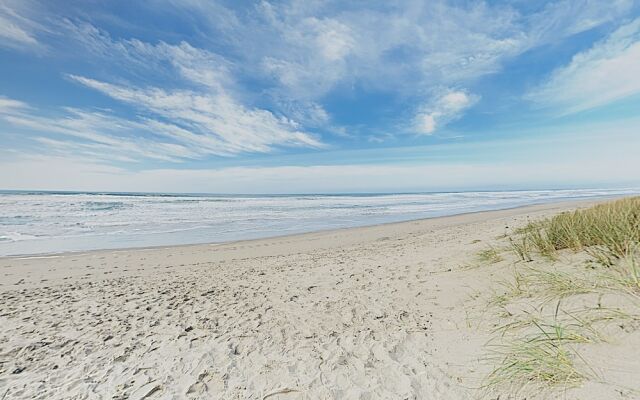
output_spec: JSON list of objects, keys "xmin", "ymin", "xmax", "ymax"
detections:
[
  {"xmin": 528, "ymin": 18, "xmax": 640, "ymax": 113},
  {"xmin": 415, "ymin": 90, "xmax": 479, "ymax": 134},
  {"xmin": 69, "ymin": 75, "xmax": 323, "ymax": 154}
]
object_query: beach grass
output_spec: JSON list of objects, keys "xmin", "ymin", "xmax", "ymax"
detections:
[
  {"xmin": 485, "ymin": 197, "xmax": 640, "ymax": 395},
  {"xmin": 487, "ymin": 320, "xmax": 586, "ymax": 390},
  {"xmin": 477, "ymin": 246, "xmax": 504, "ymax": 264},
  {"xmin": 513, "ymin": 197, "xmax": 640, "ymax": 264}
]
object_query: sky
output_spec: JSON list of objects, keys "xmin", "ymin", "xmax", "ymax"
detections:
[{"xmin": 0, "ymin": 0, "xmax": 639, "ymax": 194}]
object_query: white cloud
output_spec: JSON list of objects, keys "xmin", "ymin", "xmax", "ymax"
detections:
[
  {"xmin": 526, "ymin": 0, "xmax": 634, "ymax": 44},
  {"xmin": 0, "ymin": 103, "xmax": 198, "ymax": 162},
  {"xmin": 168, "ymin": 0, "xmax": 632, "ymax": 98},
  {"xmin": 54, "ymin": 23, "xmax": 324, "ymax": 155},
  {"xmin": 273, "ymin": 99, "xmax": 331, "ymax": 128},
  {"xmin": 258, "ymin": 15, "xmax": 355, "ymax": 99},
  {"xmin": 69, "ymin": 75, "xmax": 323, "ymax": 153},
  {"xmin": 156, "ymin": 0, "xmax": 634, "ymax": 136},
  {"xmin": 4, "ymin": 1, "xmax": 635, "ymax": 144},
  {"xmin": 1, "ymin": 0, "xmax": 637, "ymax": 161},
  {"xmin": 0, "ymin": 0, "xmax": 46, "ymax": 50},
  {"xmin": 61, "ymin": 21, "xmax": 235, "ymax": 90},
  {"xmin": 0, "ymin": 14, "xmax": 37, "ymax": 46},
  {"xmin": 0, "ymin": 96, "xmax": 28, "ymax": 110},
  {"xmin": 306, "ymin": 17, "xmax": 355, "ymax": 62},
  {"xmin": 415, "ymin": 90, "xmax": 479, "ymax": 134},
  {"xmin": 0, "ymin": 89, "xmax": 322, "ymax": 162},
  {"xmin": 0, "ymin": 22, "xmax": 324, "ymax": 161},
  {"xmin": 252, "ymin": 1, "xmax": 524, "ymax": 99},
  {"xmin": 528, "ymin": 18, "xmax": 640, "ymax": 113}
]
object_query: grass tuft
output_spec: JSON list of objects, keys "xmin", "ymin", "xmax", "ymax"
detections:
[
  {"xmin": 483, "ymin": 197, "xmax": 640, "ymax": 396},
  {"xmin": 510, "ymin": 236, "xmax": 533, "ymax": 262},
  {"xmin": 477, "ymin": 246, "xmax": 504, "ymax": 264},
  {"xmin": 520, "ymin": 268, "xmax": 596, "ymax": 301},
  {"xmin": 511, "ymin": 197, "xmax": 640, "ymax": 264},
  {"xmin": 487, "ymin": 319, "xmax": 586, "ymax": 389}
]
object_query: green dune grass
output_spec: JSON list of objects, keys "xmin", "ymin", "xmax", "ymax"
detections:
[{"xmin": 484, "ymin": 197, "xmax": 640, "ymax": 396}]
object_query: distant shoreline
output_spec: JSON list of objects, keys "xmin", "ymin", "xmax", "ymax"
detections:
[
  {"xmin": 1, "ymin": 186, "xmax": 639, "ymax": 197},
  {"xmin": 1, "ymin": 196, "xmax": 622, "ymax": 260}
]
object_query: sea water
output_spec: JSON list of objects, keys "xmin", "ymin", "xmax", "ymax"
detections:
[{"xmin": 0, "ymin": 188, "xmax": 637, "ymax": 256}]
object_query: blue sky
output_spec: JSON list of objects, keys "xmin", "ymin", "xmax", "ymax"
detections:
[{"xmin": 1, "ymin": 0, "xmax": 639, "ymax": 193}]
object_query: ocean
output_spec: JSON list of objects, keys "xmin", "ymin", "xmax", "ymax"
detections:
[{"xmin": 0, "ymin": 188, "xmax": 637, "ymax": 256}]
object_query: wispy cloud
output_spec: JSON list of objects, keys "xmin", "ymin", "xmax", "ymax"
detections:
[
  {"xmin": 62, "ymin": 20, "xmax": 340, "ymax": 140},
  {"xmin": 527, "ymin": 18, "xmax": 640, "ymax": 114},
  {"xmin": 4, "ymin": 0, "xmax": 635, "ymax": 138},
  {"xmin": 63, "ymin": 23, "xmax": 323, "ymax": 154},
  {"xmin": 0, "ymin": 0, "xmax": 638, "ymax": 181},
  {"xmin": 60, "ymin": 21, "xmax": 235, "ymax": 89},
  {"xmin": 0, "ymin": 96, "xmax": 28, "ymax": 110},
  {"xmin": 200, "ymin": 1, "xmax": 632, "ymax": 81},
  {"xmin": 69, "ymin": 75, "xmax": 323, "ymax": 153},
  {"xmin": 0, "ymin": 14, "xmax": 37, "ymax": 47},
  {"xmin": 525, "ymin": 0, "xmax": 634, "ymax": 43},
  {"xmin": 0, "ymin": 20, "xmax": 323, "ymax": 161},
  {"xmin": 415, "ymin": 90, "xmax": 479, "ymax": 134},
  {"xmin": 159, "ymin": 0, "xmax": 633, "ymax": 133},
  {"xmin": 0, "ymin": 1, "xmax": 40, "ymax": 49},
  {"xmin": 2, "ymin": 112, "xmax": 640, "ymax": 192},
  {"xmin": 0, "ymin": 102, "xmax": 198, "ymax": 162},
  {"xmin": 121, "ymin": 2, "xmax": 513, "ymax": 137},
  {"xmin": 247, "ymin": 1, "xmax": 524, "ymax": 100},
  {"xmin": 1, "ymin": 89, "xmax": 322, "ymax": 162}
]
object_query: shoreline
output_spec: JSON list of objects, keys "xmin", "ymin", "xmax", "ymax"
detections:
[
  {"xmin": 0, "ymin": 196, "xmax": 619, "ymax": 260},
  {"xmin": 0, "ymin": 197, "xmax": 615, "ymax": 295}
]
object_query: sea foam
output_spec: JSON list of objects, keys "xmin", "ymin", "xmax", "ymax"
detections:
[{"xmin": 0, "ymin": 189, "xmax": 637, "ymax": 256}]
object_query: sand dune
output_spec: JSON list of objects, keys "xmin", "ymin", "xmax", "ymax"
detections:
[{"xmin": 1, "ymin": 200, "xmax": 637, "ymax": 399}]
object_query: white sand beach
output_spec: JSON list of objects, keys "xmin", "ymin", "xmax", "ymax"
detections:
[
  {"xmin": 1, "ymin": 200, "xmax": 639, "ymax": 399},
  {"xmin": 3, "ymin": 0, "xmax": 640, "ymax": 397}
]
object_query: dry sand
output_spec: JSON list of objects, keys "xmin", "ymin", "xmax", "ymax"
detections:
[{"xmin": 1, "ymin": 200, "xmax": 638, "ymax": 399}]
